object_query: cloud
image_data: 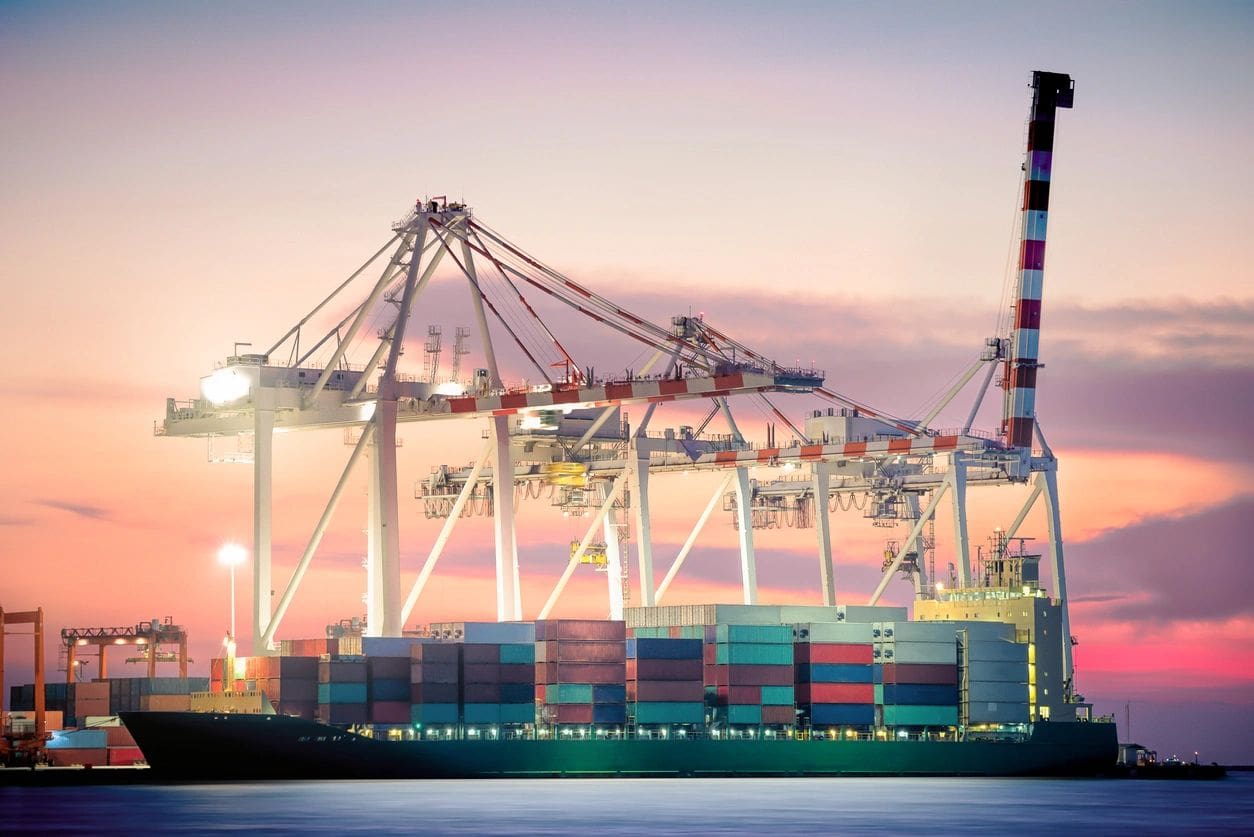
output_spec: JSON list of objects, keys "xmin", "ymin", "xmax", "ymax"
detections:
[
  {"xmin": 0, "ymin": 515, "xmax": 35, "ymax": 527},
  {"xmin": 34, "ymin": 498, "xmax": 112, "ymax": 520},
  {"xmin": 1068, "ymin": 497, "xmax": 1254, "ymax": 623}
]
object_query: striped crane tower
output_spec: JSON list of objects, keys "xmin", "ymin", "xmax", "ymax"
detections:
[{"xmin": 1004, "ymin": 71, "xmax": 1074, "ymax": 450}]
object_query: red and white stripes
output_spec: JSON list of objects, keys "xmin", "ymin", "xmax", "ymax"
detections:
[
  {"xmin": 692, "ymin": 434, "xmax": 987, "ymax": 468},
  {"xmin": 1004, "ymin": 71, "xmax": 1074, "ymax": 450}
]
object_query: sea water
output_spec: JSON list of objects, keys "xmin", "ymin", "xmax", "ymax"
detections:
[{"xmin": 4, "ymin": 773, "xmax": 1252, "ymax": 834}]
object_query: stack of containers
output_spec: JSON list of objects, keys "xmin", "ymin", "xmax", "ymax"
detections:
[
  {"xmin": 410, "ymin": 642, "xmax": 460, "ymax": 726},
  {"xmin": 366, "ymin": 656, "xmax": 412, "ymax": 725},
  {"xmin": 45, "ymin": 727, "xmax": 109, "ymax": 767},
  {"xmin": 317, "ymin": 658, "xmax": 368, "ymax": 725},
  {"xmin": 536, "ymin": 620, "xmax": 627, "ymax": 727},
  {"xmin": 964, "ymin": 627, "xmax": 1031, "ymax": 725},
  {"xmin": 458, "ymin": 622, "xmax": 536, "ymax": 726},
  {"xmin": 706, "ymin": 624, "xmax": 795, "ymax": 727},
  {"xmin": 794, "ymin": 622, "xmax": 875, "ymax": 728},
  {"xmin": 257, "ymin": 657, "xmax": 319, "ymax": 719},
  {"xmin": 626, "ymin": 637, "xmax": 705, "ymax": 726},
  {"xmin": 72, "ymin": 682, "xmax": 110, "ymax": 720},
  {"xmin": 874, "ymin": 623, "xmax": 959, "ymax": 727}
]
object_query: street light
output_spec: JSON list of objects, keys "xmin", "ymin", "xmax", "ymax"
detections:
[{"xmin": 218, "ymin": 542, "xmax": 247, "ymax": 643}]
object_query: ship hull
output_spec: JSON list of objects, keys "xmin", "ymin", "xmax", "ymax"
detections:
[{"xmin": 120, "ymin": 712, "xmax": 1116, "ymax": 780}]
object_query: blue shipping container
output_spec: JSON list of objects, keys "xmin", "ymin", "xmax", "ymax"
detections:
[
  {"xmin": 592, "ymin": 703, "xmax": 627, "ymax": 724},
  {"xmin": 47, "ymin": 728, "xmax": 108, "ymax": 750},
  {"xmin": 593, "ymin": 684, "xmax": 627, "ymax": 704},
  {"xmin": 881, "ymin": 684, "xmax": 958, "ymax": 706},
  {"xmin": 810, "ymin": 704, "xmax": 875, "ymax": 726},
  {"xmin": 369, "ymin": 679, "xmax": 410, "ymax": 702},
  {"xmin": 362, "ymin": 637, "xmax": 422, "ymax": 657},
  {"xmin": 499, "ymin": 683, "xmax": 535, "ymax": 704},
  {"xmin": 627, "ymin": 638, "xmax": 703, "ymax": 660}
]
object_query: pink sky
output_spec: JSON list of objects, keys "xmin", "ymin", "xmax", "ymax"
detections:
[{"xmin": 2, "ymin": 2, "xmax": 1252, "ymax": 762}]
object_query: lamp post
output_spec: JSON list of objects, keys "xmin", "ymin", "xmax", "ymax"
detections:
[{"xmin": 218, "ymin": 543, "xmax": 247, "ymax": 689}]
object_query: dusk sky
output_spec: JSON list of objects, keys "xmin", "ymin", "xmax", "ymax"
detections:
[{"xmin": 3, "ymin": 2, "xmax": 1252, "ymax": 762}]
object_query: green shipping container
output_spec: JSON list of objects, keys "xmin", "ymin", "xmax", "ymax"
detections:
[
  {"xmin": 716, "ymin": 625, "xmax": 794, "ymax": 645},
  {"xmin": 760, "ymin": 686, "xmax": 795, "ymax": 706},
  {"xmin": 883, "ymin": 705, "xmax": 959, "ymax": 726},
  {"xmin": 715, "ymin": 643, "xmax": 794, "ymax": 665},
  {"xmin": 552, "ymin": 683, "xmax": 594, "ymax": 704},
  {"xmin": 726, "ymin": 705, "xmax": 763, "ymax": 725},
  {"xmin": 874, "ymin": 684, "xmax": 884, "ymax": 705},
  {"xmin": 633, "ymin": 702, "xmax": 705, "ymax": 724},
  {"xmin": 499, "ymin": 644, "xmax": 535, "ymax": 664}
]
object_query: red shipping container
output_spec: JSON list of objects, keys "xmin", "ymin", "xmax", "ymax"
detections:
[
  {"xmin": 106, "ymin": 726, "xmax": 136, "ymax": 747},
  {"xmin": 801, "ymin": 643, "xmax": 874, "ymax": 664},
  {"xmin": 369, "ymin": 701, "xmax": 411, "ymax": 724},
  {"xmin": 498, "ymin": 664, "xmax": 534, "ymax": 684},
  {"xmin": 728, "ymin": 665, "xmax": 793, "ymax": 686},
  {"xmin": 549, "ymin": 641, "xmax": 627, "ymax": 663},
  {"xmin": 797, "ymin": 683, "xmax": 874, "ymax": 704},
  {"xmin": 556, "ymin": 663, "xmax": 626, "ymax": 685},
  {"xmin": 368, "ymin": 656, "xmax": 411, "ymax": 680},
  {"xmin": 535, "ymin": 684, "xmax": 545, "ymax": 702},
  {"xmin": 210, "ymin": 682, "xmax": 224, "ymax": 694},
  {"xmin": 49, "ymin": 748, "xmax": 108, "ymax": 767},
  {"xmin": 107, "ymin": 746, "xmax": 144, "ymax": 765},
  {"xmin": 630, "ymin": 659, "xmax": 703, "ymax": 681},
  {"xmin": 74, "ymin": 698, "xmax": 111, "ymax": 718},
  {"xmin": 553, "ymin": 704, "xmax": 595, "ymax": 724},
  {"xmin": 628, "ymin": 681, "xmax": 705, "ymax": 702},
  {"xmin": 410, "ymin": 662, "xmax": 458, "ymax": 684},
  {"xmin": 463, "ymin": 663, "xmax": 501, "ymax": 683},
  {"xmin": 727, "ymin": 685, "xmax": 762, "ymax": 704},
  {"xmin": 707, "ymin": 664, "xmax": 728, "ymax": 687},
  {"xmin": 411, "ymin": 683, "xmax": 459, "ymax": 704},
  {"xmin": 703, "ymin": 644, "xmax": 716, "ymax": 665},
  {"xmin": 462, "ymin": 644, "xmax": 501, "ymax": 664},
  {"xmin": 762, "ymin": 706, "xmax": 795, "ymax": 725},
  {"xmin": 210, "ymin": 658, "xmax": 224, "ymax": 680},
  {"xmin": 464, "ymin": 683, "xmax": 501, "ymax": 703},
  {"xmin": 76, "ymin": 682, "xmax": 110, "ymax": 701},
  {"xmin": 881, "ymin": 663, "xmax": 957, "ymax": 685},
  {"xmin": 536, "ymin": 661, "xmax": 557, "ymax": 684},
  {"xmin": 537, "ymin": 620, "xmax": 626, "ymax": 642},
  {"xmin": 411, "ymin": 643, "xmax": 460, "ymax": 663}
]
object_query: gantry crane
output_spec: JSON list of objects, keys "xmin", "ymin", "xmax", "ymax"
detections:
[
  {"xmin": 1, "ymin": 607, "xmax": 48, "ymax": 767},
  {"xmin": 61, "ymin": 617, "xmax": 189, "ymax": 682}
]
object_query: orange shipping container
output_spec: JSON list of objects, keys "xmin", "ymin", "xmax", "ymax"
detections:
[
  {"xmin": 106, "ymin": 725, "xmax": 136, "ymax": 747},
  {"xmin": 107, "ymin": 746, "xmax": 145, "ymax": 765},
  {"xmin": 48, "ymin": 748, "xmax": 108, "ymax": 767}
]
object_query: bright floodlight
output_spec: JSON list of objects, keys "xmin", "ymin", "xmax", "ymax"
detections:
[
  {"xmin": 218, "ymin": 542, "xmax": 247, "ymax": 566},
  {"xmin": 201, "ymin": 367, "xmax": 252, "ymax": 405}
]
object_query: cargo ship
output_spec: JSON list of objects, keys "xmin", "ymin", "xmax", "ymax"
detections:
[{"xmin": 120, "ymin": 602, "xmax": 1118, "ymax": 779}]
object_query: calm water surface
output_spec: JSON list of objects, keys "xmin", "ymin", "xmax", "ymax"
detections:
[{"xmin": 5, "ymin": 774, "xmax": 1252, "ymax": 835}]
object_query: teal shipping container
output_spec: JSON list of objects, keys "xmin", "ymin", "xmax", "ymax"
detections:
[
  {"xmin": 551, "ymin": 683, "xmax": 594, "ymax": 704},
  {"xmin": 726, "ymin": 705, "xmax": 763, "ymax": 725},
  {"xmin": 759, "ymin": 686, "xmax": 795, "ymax": 706},
  {"xmin": 411, "ymin": 703, "xmax": 459, "ymax": 724},
  {"xmin": 317, "ymin": 683, "xmax": 367, "ymax": 704},
  {"xmin": 715, "ymin": 643, "xmax": 793, "ymax": 665},
  {"xmin": 883, "ymin": 705, "xmax": 959, "ymax": 726},
  {"xmin": 712, "ymin": 625, "xmax": 794, "ymax": 645},
  {"xmin": 499, "ymin": 643, "xmax": 535, "ymax": 664},
  {"xmin": 633, "ymin": 701, "xmax": 705, "ymax": 724}
]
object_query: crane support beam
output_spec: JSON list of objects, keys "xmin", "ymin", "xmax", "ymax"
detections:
[
  {"xmin": 604, "ymin": 504, "xmax": 625, "ymax": 620},
  {"xmin": 813, "ymin": 462, "xmax": 836, "ymax": 605},
  {"xmin": 252, "ymin": 406, "xmax": 274, "ymax": 654},
  {"xmin": 868, "ymin": 483, "xmax": 950, "ymax": 606},
  {"xmin": 950, "ymin": 454, "xmax": 972, "ymax": 587},
  {"xmin": 733, "ymin": 466, "xmax": 758, "ymax": 604},
  {"xmin": 261, "ymin": 420, "xmax": 375, "ymax": 649},
  {"xmin": 1040, "ymin": 466, "xmax": 1073, "ymax": 695}
]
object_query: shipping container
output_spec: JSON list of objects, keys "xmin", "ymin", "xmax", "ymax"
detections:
[
  {"xmin": 107, "ymin": 746, "xmax": 145, "ymax": 765},
  {"xmin": 795, "ymin": 643, "xmax": 874, "ymax": 665},
  {"xmin": 411, "ymin": 703, "xmax": 458, "ymax": 725},
  {"xmin": 463, "ymin": 663, "xmax": 502, "ymax": 682},
  {"xmin": 367, "ymin": 656, "xmax": 411, "ymax": 680},
  {"xmin": 726, "ymin": 705, "xmax": 763, "ymax": 725},
  {"xmin": 715, "ymin": 643, "xmax": 793, "ymax": 666},
  {"xmin": 881, "ymin": 684, "xmax": 958, "ymax": 706},
  {"xmin": 48, "ymin": 748, "xmax": 108, "ymax": 767},
  {"xmin": 540, "ymin": 640, "xmax": 627, "ymax": 663},
  {"xmin": 369, "ymin": 679, "xmax": 410, "ymax": 702},
  {"xmin": 553, "ymin": 663, "xmax": 626, "ymax": 685},
  {"xmin": 535, "ymin": 620, "xmax": 625, "ymax": 642},
  {"xmin": 968, "ymin": 702, "xmax": 1031, "ymax": 724},
  {"xmin": 593, "ymin": 703, "xmax": 626, "ymax": 724},
  {"xmin": 879, "ymin": 642, "xmax": 957, "ymax": 665},
  {"xmin": 798, "ymin": 663, "xmax": 874, "ymax": 684},
  {"xmin": 319, "ymin": 703, "xmax": 369, "ymax": 725},
  {"xmin": 410, "ymin": 682, "xmax": 459, "ymax": 704},
  {"xmin": 498, "ymin": 663, "xmax": 534, "ymax": 684},
  {"xmin": 592, "ymin": 684, "xmax": 627, "ymax": 703},
  {"xmin": 429, "ymin": 621, "xmax": 536, "ymax": 644},
  {"xmin": 726, "ymin": 664, "xmax": 793, "ymax": 686},
  {"xmin": 626, "ymin": 638, "xmax": 703, "ymax": 659},
  {"xmin": 499, "ymin": 643, "xmax": 535, "ymax": 664},
  {"xmin": 883, "ymin": 705, "xmax": 959, "ymax": 726},
  {"xmin": 793, "ymin": 622, "xmax": 875, "ymax": 644},
  {"xmin": 966, "ymin": 640, "xmax": 1030, "ymax": 663},
  {"xmin": 318, "ymin": 660, "xmax": 367, "ymax": 682},
  {"xmin": 362, "ymin": 637, "xmax": 424, "ymax": 657},
  {"xmin": 809, "ymin": 703, "xmax": 875, "ymax": 726},
  {"xmin": 462, "ymin": 644, "xmax": 501, "ymax": 664},
  {"xmin": 499, "ymin": 683, "xmax": 534, "ymax": 704},
  {"xmin": 798, "ymin": 682, "xmax": 875, "ymax": 704},
  {"xmin": 410, "ymin": 661, "xmax": 458, "ymax": 684},
  {"xmin": 967, "ymin": 681, "xmax": 1029, "ymax": 703},
  {"xmin": 880, "ymin": 663, "xmax": 958, "ymax": 685},
  {"xmin": 710, "ymin": 624, "xmax": 794, "ymax": 645},
  {"xmin": 628, "ymin": 658, "xmax": 703, "ymax": 681},
  {"xmin": 627, "ymin": 681, "xmax": 705, "ymax": 702},
  {"xmin": 410, "ymin": 643, "xmax": 460, "ymax": 663},
  {"xmin": 966, "ymin": 660, "xmax": 1029, "ymax": 682},
  {"xmin": 369, "ymin": 701, "xmax": 411, "ymax": 724},
  {"xmin": 139, "ymin": 694, "xmax": 192, "ymax": 712},
  {"xmin": 465, "ymin": 683, "xmax": 502, "ymax": 703},
  {"xmin": 633, "ymin": 701, "xmax": 705, "ymax": 724},
  {"xmin": 551, "ymin": 704, "xmax": 595, "ymax": 724},
  {"xmin": 317, "ymin": 683, "xmax": 367, "ymax": 704},
  {"xmin": 550, "ymin": 683, "xmax": 595, "ymax": 704},
  {"xmin": 47, "ymin": 728, "xmax": 107, "ymax": 749},
  {"xmin": 759, "ymin": 685, "xmax": 795, "ymax": 706}
]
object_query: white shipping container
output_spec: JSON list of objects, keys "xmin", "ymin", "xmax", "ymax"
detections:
[
  {"xmin": 886, "ymin": 622, "xmax": 961, "ymax": 642},
  {"xmin": 796, "ymin": 622, "xmax": 874, "ymax": 643},
  {"xmin": 839, "ymin": 605, "xmax": 908, "ymax": 624},
  {"xmin": 879, "ymin": 641, "xmax": 957, "ymax": 664}
]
